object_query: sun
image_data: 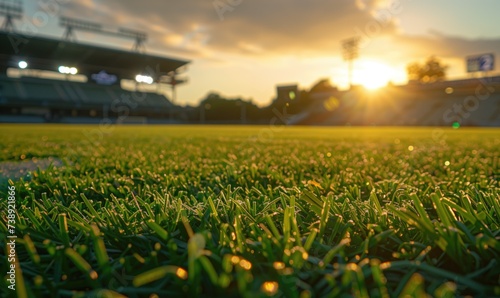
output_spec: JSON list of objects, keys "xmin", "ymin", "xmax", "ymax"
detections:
[{"xmin": 354, "ymin": 60, "xmax": 393, "ymax": 90}]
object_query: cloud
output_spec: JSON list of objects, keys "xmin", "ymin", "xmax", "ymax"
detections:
[
  {"xmin": 56, "ymin": 0, "xmax": 399, "ymax": 57},
  {"xmin": 395, "ymin": 31, "xmax": 500, "ymax": 60}
]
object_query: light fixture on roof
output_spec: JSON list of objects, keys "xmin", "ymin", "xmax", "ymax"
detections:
[
  {"xmin": 0, "ymin": 0, "xmax": 23, "ymax": 32},
  {"xmin": 135, "ymin": 74, "xmax": 154, "ymax": 84},
  {"xmin": 18, "ymin": 60, "xmax": 28, "ymax": 69},
  {"xmin": 58, "ymin": 15, "xmax": 148, "ymax": 52},
  {"xmin": 58, "ymin": 66, "xmax": 78, "ymax": 75}
]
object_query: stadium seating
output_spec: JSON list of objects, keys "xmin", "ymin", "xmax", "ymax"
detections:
[
  {"xmin": 2, "ymin": 73, "xmax": 499, "ymax": 126},
  {"xmin": 297, "ymin": 78, "xmax": 500, "ymax": 127},
  {"xmin": 0, "ymin": 77, "xmax": 18, "ymax": 98},
  {"xmin": 0, "ymin": 75, "xmax": 174, "ymax": 114}
]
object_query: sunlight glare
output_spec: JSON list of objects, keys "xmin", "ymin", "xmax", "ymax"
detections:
[{"xmin": 355, "ymin": 60, "xmax": 393, "ymax": 90}]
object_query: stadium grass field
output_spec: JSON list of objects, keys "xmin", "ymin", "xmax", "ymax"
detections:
[{"xmin": 1, "ymin": 125, "xmax": 499, "ymax": 297}]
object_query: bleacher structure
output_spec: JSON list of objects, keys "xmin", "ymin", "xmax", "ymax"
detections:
[
  {"xmin": 0, "ymin": 74, "xmax": 179, "ymax": 122},
  {"xmin": 293, "ymin": 77, "xmax": 500, "ymax": 127},
  {"xmin": 0, "ymin": 3, "xmax": 189, "ymax": 124}
]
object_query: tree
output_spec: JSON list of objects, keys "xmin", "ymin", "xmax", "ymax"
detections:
[
  {"xmin": 407, "ymin": 56, "xmax": 448, "ymax": 83},
  {"xmin": 197, "ymin": 92, "xmax": 263, "ymax": 122},
  {"xmin": 309, "ymin": 78, "xmax": 337, "ymax": 93}
]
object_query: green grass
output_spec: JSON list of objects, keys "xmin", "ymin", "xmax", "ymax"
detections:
[{"xmin": 0, "ymin": 125, "xmax": 499, "ymax": 297}]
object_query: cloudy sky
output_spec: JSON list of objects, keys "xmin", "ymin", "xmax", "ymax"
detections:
[{"xmin": 19, "ymin": 0, "xmax": 500, "ymax": 105}]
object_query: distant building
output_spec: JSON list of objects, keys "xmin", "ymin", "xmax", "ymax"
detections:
[{"xmin": 276, "ymin": 84, "xmax": 299, "ymax": 102}]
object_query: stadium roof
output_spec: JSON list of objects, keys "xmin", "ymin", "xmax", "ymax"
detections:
[{"xmin": 0, "ymin": 31, "xmax": 189, "ymax": 80}]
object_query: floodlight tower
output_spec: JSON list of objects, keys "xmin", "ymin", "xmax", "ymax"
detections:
[
  {"xmin": 342, "ymin": 37, "xmax": 360, "ymax": 89},
  {"xmin": 118, "ymin": 28, "xmax": 147, "ymax": 53},
  {"xmin": 60, "ymin": 17, "xmax": 103, "ymax": 42},
  {"xmin": 59, "ymin": 16, "xmax": 148, "ymax": 53},
  {"xmin": 0, "ymin": 0, "xmax": 23, "ymax": 32}
]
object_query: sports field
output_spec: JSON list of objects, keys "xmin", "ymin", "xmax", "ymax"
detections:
[{"xmin": 1, "ymin": 125, "xmax": 499, "ymax": 297}]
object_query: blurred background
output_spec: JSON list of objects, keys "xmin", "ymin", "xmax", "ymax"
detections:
[{"xmin": 0, "ymin": 0, "xmax": 499, "ymax": 126}]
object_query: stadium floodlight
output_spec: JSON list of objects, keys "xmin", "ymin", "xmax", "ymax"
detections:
[
  {"xmin": 59, "ymin": 66, "xmax": 78, "ymax": 75},
  {"xmin": 60, "ymin": 16, "xmax": 103, "ymax": 41},
  {"xmin": 342, "ymin": 37, "xmax": 360, "ymax": 89},
  {"xmin": 119, "ymin": 28, "xmax": 147, "ymax": 40},
  {"xmin": 18, "ymin": 60, "xmax": 28, "ymax": 69},
  {"xmin": 0, "ymin": 1, "xmax": 22, "ymax": 18},
  {"xmin": 60, "ymin": 17, "xmax": 102, "ymax": 32},
  {"xmin": 119, "ymin": 27, "xmax": 148, "ymax": 52},
  {"xmin": 0, "ymin": 0, "xmax": 23, "ymax": 31},
  {"xmin": 135, "ymin": 74, "xmax": 154, "ymax": 84}
]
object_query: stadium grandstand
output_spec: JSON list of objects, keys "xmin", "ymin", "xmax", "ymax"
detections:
[
  {"xmin": 0, "ymin": 1, "xmax": 189, "ymax": 124},
  {"xmin": 289, "ymin": 76, "xmax": 500, "ymax": 127}
]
